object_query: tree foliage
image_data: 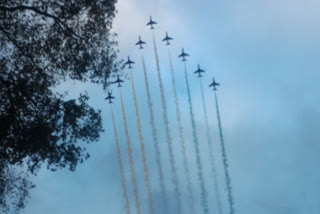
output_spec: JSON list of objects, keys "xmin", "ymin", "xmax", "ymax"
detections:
[
  {"xmin": 0, "ymin": 0, "xmax": 119, "ymax": 212},
  {"xmin": 0, "ymin": 161, "xmax": 35, "ymax": 213}
]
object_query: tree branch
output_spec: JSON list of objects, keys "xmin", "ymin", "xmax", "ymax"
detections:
[{"xmin": 0, "ymin": 5, "xmax": 83, "ymax": 40}]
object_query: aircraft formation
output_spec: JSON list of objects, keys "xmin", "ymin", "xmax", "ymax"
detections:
[
  {"xmin": 106, "ymin": 16, "xmax": 220, "ymax": 101},
  {"xmin": 106, "ymin": 16, "xmax": 232, "ymax": 214}
]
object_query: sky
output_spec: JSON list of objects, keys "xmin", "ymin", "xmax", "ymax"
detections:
[{"xmin": 23, "ymin": 0, "xmax": 320, "ymax": 214}]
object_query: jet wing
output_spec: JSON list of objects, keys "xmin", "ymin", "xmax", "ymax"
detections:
[{"xmin": 105, "ymin": 95, "xmax": 114, "ymax": 100}]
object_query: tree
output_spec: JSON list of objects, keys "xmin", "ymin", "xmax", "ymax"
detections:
[
  {"xmin": 0, "ymin": 0, "xmax": 119, "ymax": 211},
  {"xmin": 0, "ymin": 161, "xmax": 35, "ymax": 213}
]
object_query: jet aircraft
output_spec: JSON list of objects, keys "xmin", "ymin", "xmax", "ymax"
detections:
[
  {"xmin": 146, "ymin": 16, "xmax": 157, "ymax": 30},
  {"xmin": 124, "ymin": 56, "xmax": 135, "ymax": 69},
  {"xmin": 136, "ymin": 36, "xmax": 146, "ymax": 49},
  {"xmin": 113, "ymin": 75, "xmax": 124, "ymax": 87},
  {"xmin": 105, "ymin": 91, "xmax": 115, "ymax": 104},
  {"xmin": 194, "ymin": 64, "xmax": 205, "ymax": 77},
  {"xmin": 162, "ymin": 32, "xmax": 173, "ymax": 45},
  {"xmin": 209, "ymin": 78, "xmax": 220, "ymax": 91},
  {"xmin": 178, "ymin": 48, "xmax": 189, "ymax": 61}
]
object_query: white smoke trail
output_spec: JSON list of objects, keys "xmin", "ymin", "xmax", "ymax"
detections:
[
  {"xmin": 199, "ymin": 78, "xmax": 222, "ymax": 214},
  {"xmin": 110, "ymin": 106, "xmax": 131, "ymax": 214},
  {"xmin": 168, "ymin": 50, "xmax": 195, "ymax": 213},
  {"xmin": 141, "ymin": 53, "xmax": 168, "ymax": 212},
  {"xmin": 129, "ymin": 71, "xmax": 155, "ymax": 214},
  {"xmin": 183, "ymin": 62, "xmax": 209, "ymax": 214},
  {"xmin": 214, "ymin": 91, "xmax": 235, "ymax": 214},
  {"xmin": 152, "ymin": 33, "xmax": 182, "ymax": 214},
  {"xmin": 119, "ymin": 89, "xmax": 141, "ymax": 214}
]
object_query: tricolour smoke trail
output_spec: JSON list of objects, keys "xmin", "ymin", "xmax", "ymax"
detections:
[
  {"xmin": 141, "ymin": 53, "xmax": 168, "ymax": 211},
  {"xmin": 110, "ymin": 105, "xmax": 131, "ymax": 214},
  {"xmin": 129, "ymin": 71, "xmax": 155, "ymax": 214},
  {"xmin": 214, "ymin": 91, "xmax": 235, "ymax": 214},
  {"xmin": 152, "ymin": 34, "xmax": 182, "ymax": 214},
  {"xmin": 168, "ymin": 50, "xmax": 195, "ymax": 213},
  {"xmin": 183, "ymin": 62, "xmax": 209, "ymax": 214},
  {"xmin": 119, "ymin": 90, "xmax": 141, "ymax": 214},
  {"xmin": 199, "ymin": 78, "xmax": 223, "ymax": 214}
]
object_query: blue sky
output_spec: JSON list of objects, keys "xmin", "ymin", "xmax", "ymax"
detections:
[{"xmin": 24, "ymin": 0, "xmax": 320, "ymax": 213}]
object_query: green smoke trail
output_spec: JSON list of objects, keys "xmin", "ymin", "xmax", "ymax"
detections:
[
  {"xmin": 168, "ymin": 50, "xmax": 195, "ymax": 213},
  {"xmin": 141, "ymin": 53, "xmax": 168, "ymax": 211},
  {"xmin": 110, "ymin": 106, "xmax": 131, "ymax": 214},
  {"xmin": 119, "ymin": 89, "xmax": 141, "ymax": 214},
  {"xmin": 199, "ymin": 78, "xmax": 222, "ymax": 214},
  {"xmin": 183, "ymin": 62, "xmax": 209, "ymax": 214},
  {"xmin": 214, "ymin": 91, "xmax": 234, "ymax": 214},
  {"xmin": 152, "ymin": 34, "xmax": 182, "ymax": 214},
  {"xmin": 129, "ymin": 71, "xmax": 155, "ymax": 214}
]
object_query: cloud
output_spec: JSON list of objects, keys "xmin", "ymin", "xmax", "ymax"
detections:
[{"xmin": 24, "ymin": 0, "xmax": 320, "ymax": 214}]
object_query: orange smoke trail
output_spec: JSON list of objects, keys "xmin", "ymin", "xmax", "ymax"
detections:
[
  {"xmin": 168, "ymin": 50, "xmax": 195, "ymax": 213},
  {"xmin": 141, "ymin": 53, "xmax": 168, "ymax": 211},
  {"xmin": 130, "ymin": 71, "xmax": 154, "ymax": 214},
  {"xmin": 119, "ymin": 90, "xmax": 141, "ymax": 214},
  {"xmin": 110, "ymin": 105, "xmax": 131, "ymax": 214}
]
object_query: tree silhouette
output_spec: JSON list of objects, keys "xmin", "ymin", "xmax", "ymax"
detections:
[{"xmin": 0, "ymin": 0, "xmax": 119, "ymax": 212}]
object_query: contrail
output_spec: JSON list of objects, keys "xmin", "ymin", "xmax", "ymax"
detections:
[
  {"xmin": 168, "ymin": 50, "xmax": 195, "ymax": 213},
  {"xmin": 110, "ymin": 105, "xmax": 131, "ymax": 214},
  {"xmin": 129, "ymin": 71, "xmax": 155, "ymax": 214},
  {"xmin": 183, "ymin": 62, "xmax": 209, "ymax": 214},
  {"xmin": 199, "ymin": 78, "xmax": 222, "ymax": 214},
  {"xmin": 214, "ymin": 91, "xmax": 235, "ymax": 214},
  {"xmin": 152, "ymin": 34, "xmax": 182, "ymax": 214},
  {"xmin": 119, "ymin": 89, "xmax": 141, "ymax": 214},
  {"xmin": 141, "ymin": 53, "xmax": 168, "ymax": 211}
]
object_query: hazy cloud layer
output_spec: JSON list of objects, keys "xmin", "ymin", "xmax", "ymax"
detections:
[{"xmin": 23, "ymin": 1, "xmax": 320, "ymax": 214}]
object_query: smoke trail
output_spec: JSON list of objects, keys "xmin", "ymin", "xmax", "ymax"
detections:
[
  {"xmin": 214, "ymin": 91, "xmax": 235, "ymax": 214},
  {"xmin": 152, "ymin": 34, "xmax": 182, "ymax": 214},
  {"xmin": 119, "ymin": 90, "xmax": 141, "ymax": 214},
  {"xmin": 168, "ymin": 50, "xmax": 195, "ymax": 213},
  {"xmin": 110, "ymin": 106, "xmax": 131, "ymax": 214},
  {"xmin": 183, "ymin": 62, "xmax": 209, "ymax": 214},
  {"xmin": 141, "ymin": 53, "xmax": 168, "ymax": 211},
  {"xmin": 199, "ymin": 79, "xmax": 223, "ymax": 214},
  {"xmin": 129, "ymin": 71, "xmax": 155, "ymax": 214}
]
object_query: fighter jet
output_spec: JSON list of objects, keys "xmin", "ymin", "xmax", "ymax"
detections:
[
  {"xmin": 136, "ymin": 36, "xmax": 146, "ymax": 49},
  {"xmin": 124, "ymin": 56, "xmax": 135, "ymax": 69},
  {"xmin": 178, "ymin": 48, "xmax": 189, "ymax": 61},
  {"xmin": 105, "ymin": 91, "xmax": 115, "ymax": 104},
  {"xmin": 113, "ymin": 75, "xmax": 124, "ymax": 87},
  {"xmin": 162, "ymin": 32, "xmax": 173, "ymax": 45},
  {"xmin": 209, "ymin": 78, "xmax": 220, "ymax": 91},
  {"xmin": 146, "ymin": 16, "xmax": 157, "ymax": 30},
  {"xmin": 194, "ymin": 64, "xmax": 205, "ymax": 77}
]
